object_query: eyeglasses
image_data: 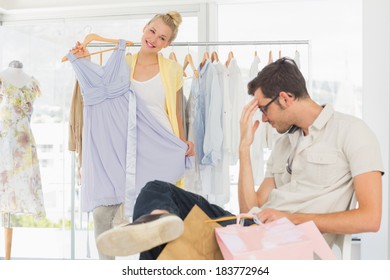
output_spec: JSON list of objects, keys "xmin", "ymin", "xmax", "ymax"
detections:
[{"xmin": 258, "ymin": 94, "xmax": 279, "ymax": 115}]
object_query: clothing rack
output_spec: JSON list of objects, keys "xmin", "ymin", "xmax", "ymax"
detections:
[
  {"xmin": 68, "ymin": 39, "xmax": 310, "ymax": 259},
  {"xmin": 87, "ymin": 40, "xmax": 309, "ymax": 48}
]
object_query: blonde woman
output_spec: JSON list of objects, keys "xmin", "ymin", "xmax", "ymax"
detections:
[{"xmin": 71, "ymin": 11, "xmax": 194, "ymax": 260}]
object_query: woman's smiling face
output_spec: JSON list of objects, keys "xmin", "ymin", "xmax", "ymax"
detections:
[{"xmin": 141, "ymin": 18, "xmax": 172, "ymax": 53}]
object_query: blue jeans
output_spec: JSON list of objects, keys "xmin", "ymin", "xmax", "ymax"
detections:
[{"xmin": 133, "ymin": 180, "xmax": 243, "ymax": 259}]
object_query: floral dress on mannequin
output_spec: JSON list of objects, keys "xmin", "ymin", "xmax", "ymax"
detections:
[{"xmin": 0, "ymin": 77, "xmax": 45, "ymax": 217}]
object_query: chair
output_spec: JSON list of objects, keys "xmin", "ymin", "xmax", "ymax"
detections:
[{"xmin": 332, "ymin": 193, "xmax": 357, "ymax": 260}]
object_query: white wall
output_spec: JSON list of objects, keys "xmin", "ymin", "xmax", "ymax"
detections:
[{"xmin": 361, "ymin": 0, "xmax": 390, "ymax": 259}]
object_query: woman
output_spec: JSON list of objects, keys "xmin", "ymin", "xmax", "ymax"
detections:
[
  {"xmin": 72, "ymin": 11, "xmax": 194, "ymax": 260},
  {"xmin": 130, "ymin": 12, "xmax": 191, "ymax": 146}
]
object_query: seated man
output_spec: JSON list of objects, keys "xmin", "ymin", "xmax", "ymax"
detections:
[{"xmin": 96, "ymin": 57, "xmax": 384, "ymax": 260}]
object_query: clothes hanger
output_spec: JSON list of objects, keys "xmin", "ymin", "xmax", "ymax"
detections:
[
  {"xmin": 169, "ymin": 49, "xmax": 178, "ymax": 62},
  {"xmin": 183, "ymin": 53, "xmax": 199, "ymax": 78},
  {"xmin": 211, "ymin": 51, "xmax": 219, "ymax": 63},
  {"xmin": 61, "ymin": 33, "xmax": 134, "ymax": 62},
  {"xmin": 268, "ymin": 49, "xmax": 273, "ymax": 64},
  {"xmin": 225, "ymin": 50, "xmax": 234, "ymax": 67},
  {"xmin": 200, "ymin": 51, "xmax": 210, "ymax": 69}
]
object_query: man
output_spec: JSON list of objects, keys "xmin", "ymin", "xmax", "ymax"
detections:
[{"xmin": 96, "ymin": 57, "xmax": 383, "ymax": 259}]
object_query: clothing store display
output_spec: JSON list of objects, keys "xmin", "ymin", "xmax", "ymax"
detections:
[
  {"xmin": 186, "ymin": 59, "xmax": 224, "ymax": 203},
  {"xmin": 0, "ymin": 66, "xmax": 45, "ymax": 217}
]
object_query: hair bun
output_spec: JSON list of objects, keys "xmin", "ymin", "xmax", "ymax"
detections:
[{"xmin": 167, "ymin": 11, "xmax": 182, "ymax": 27}]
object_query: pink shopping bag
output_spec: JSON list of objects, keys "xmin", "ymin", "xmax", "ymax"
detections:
[{"xmin": 215, "ymin": 217, "xmax": 335, "ymax": 260}]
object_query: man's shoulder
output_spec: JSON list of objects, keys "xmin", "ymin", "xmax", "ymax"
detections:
[{"xmin": 331, "ymin": 110, "xmax": 368, "ymax": 130}]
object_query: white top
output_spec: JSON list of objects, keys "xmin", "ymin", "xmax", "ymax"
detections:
[
  {"xmin": 131, "ymin": 73, "xmax": 173, "ymax": 133},
  {"xmin": 0, "ymin": 67, "xmax": 32, "ymax": 88},
  {"xmin": 226, "ymin": 58, "xmax": 247, "ymax": 164}
]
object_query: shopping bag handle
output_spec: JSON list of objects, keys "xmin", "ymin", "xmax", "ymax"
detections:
[{"xmin": 205, "ymin": 213, "xmax": 263, "ymax": 225}]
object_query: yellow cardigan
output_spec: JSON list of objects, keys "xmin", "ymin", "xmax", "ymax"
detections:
[{"xmin": 127, "ymin": 52, "xmax": 183, "ymax": 138}]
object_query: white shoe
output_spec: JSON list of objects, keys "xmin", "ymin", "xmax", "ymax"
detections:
[{"xmin": 96, "ymin": 213, "xmax": 184, "ymax": 257}]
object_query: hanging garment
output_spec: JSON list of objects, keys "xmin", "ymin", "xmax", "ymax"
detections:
[
  {"xmin": 193, "ymin": 60, "xmax": 223, "ymax": 167},
  {"xmin": 248, "ymin": 55, "xmax": 265, "ymax": 185},
  {"xmin": 66, "ymin": 40, "xmax": 130, "ymax": 212},
  {"xmin": 68, "ymin": 80, "xmax": 83, "ymax": 169},
  {"xmin": 209, "ymin": 61, "xmax": 230, "ymax": 205},
  {"xmin": 294, "ymin": 50, "xmax": 301, "ymax": 69},
  {"xmin": 184, "ymin": 76, "xmax": 203, "ymax": 194},
  {"xmin": 249, "ymin": 55, "xmax": 261, "ymax": 79},
  {"xmin": 226, "ymin": 58, "xmax": 247, "ymax": 165},
  {"xmin": 67, "ymin": 40, "xmax": 190, "ymax": 215},
  {"xmin": 0, "ymin": 77, "xmax": 45, "ymax": 217},
  {"xmin": 189, "ymin": 60, "xmax": 225, "ymax": 203}
]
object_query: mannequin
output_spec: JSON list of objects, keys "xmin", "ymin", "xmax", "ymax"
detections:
[
  {"xmin": 0, "ymin": 60, "xmax": 26, "ymax": 260},
  {"xmin": 0, "ymin": 60, "xmax": 45, "ymax": 260},
  {"xmin": 0, "ymin": 60, "xmax": 32, "ymax": 88},
  {"xmin": 2, "ymin": 213, "xmax": 12, "ymax": 260}
]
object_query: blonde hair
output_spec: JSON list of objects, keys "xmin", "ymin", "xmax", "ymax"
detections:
[{"xmin": 147, "ymin": 11, "xmax": 182, "ymax": 43}]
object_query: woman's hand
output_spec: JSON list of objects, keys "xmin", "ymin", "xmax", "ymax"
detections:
[
  {"xmin": 72, "ymin": 41, "xmax": 90, "ymax": 59},
  {"xmin": 184, "ymin": 140, "xmax": 195, "ymax": 157}
]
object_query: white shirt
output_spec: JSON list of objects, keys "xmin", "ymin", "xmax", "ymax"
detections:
[
  {"xmin": 226, "ymin": 58, "xmax": 247, "ymax": 164},
  {"xmin": 131, "ymin": 73, "xmax": 173, "ymax": 133}
]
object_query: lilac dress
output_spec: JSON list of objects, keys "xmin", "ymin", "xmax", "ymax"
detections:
[
  {"xmin": 67, "ymin": 40, "xmax": 190, "ymax": 214},
  {"xmin": 67, "ymin": 40, "xmax": 130, "ymax": 212}
]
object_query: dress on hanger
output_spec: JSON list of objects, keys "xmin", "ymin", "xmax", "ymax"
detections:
[
  {"xmin": 66, "ymin": 40, "xmax": 130, "ymax": 212},
  {"xmin": 67, "ymin": 40, "xmax": 190, "ymax": 215},
  {"xmin": 0, "ymin": 76, "xmax": 45, "ymax": 217}
]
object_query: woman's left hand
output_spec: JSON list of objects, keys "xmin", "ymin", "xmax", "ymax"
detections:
[{"xmin": 184, "ymin": 140, "xmax": 195, "ymax": 156}]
